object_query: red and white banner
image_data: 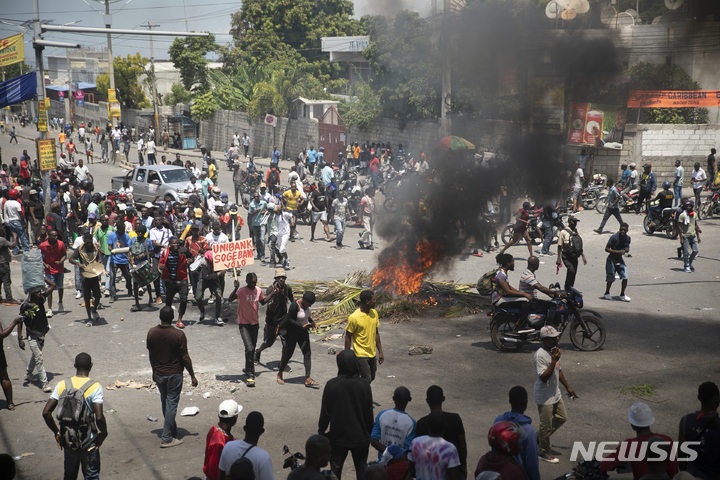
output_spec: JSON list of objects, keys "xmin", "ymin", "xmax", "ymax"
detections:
[{"xmin": 212, "ymin": 239, "xmax": 255, "ymax": 271}]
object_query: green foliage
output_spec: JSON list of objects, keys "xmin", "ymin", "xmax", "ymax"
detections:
[
  {"xmin": 164, "ymin": 83, "xmax": 193, "ymax": 106},
  {"xmin": 168, "ymin": 33, "xmax": 219, "ymax": 92},
  {"xmin": 2, "ymin": 61, "xmax": 32, "ymax": 80},
  {"xmin": 614, "ymin": 384, "xmax": 657, "ymax": 397},
  {"xmin": 340, "ymin": 80, "xmax": 381, "ymax": 132},
  {"xmin": 226, "ymin": 0, "xmax": 363, "ymax": 69},
  {"xmin": 363, "ymin": 12, "xmax": 441, "ymax": 126},
  {"xmin": 247, "ymin": 65, "xmax": 322, "ymax": 121},
  {"xmin": 627, "ymin": 62, "xmax": 708, "ymax": 124},
  {"xmin": 190, "ymin": 91, "xmax": 220, "ymax": 120},
  {"xmin": 96, "ymin": 53, "xmax": 151, "ymax": 110}
]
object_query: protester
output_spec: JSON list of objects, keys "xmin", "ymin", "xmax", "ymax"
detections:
[
  {"xmin": 254, "ymin": 268, "xmax": 293, "ymax": 363},
  {"xmin": 358, "ymin": 188, "xmax": 375, "ymax": 250},
  {"xmin": 146, "ymin": 306, "xmax": 198, "ymax": 448},
  {"xmin": 0, "ymin": 228, "xmax": 18, "ymax": 304},
  {"xmin": 557, "ymin": 216, "xmax": 586, "ymax": 294},
  {"xmin": 678, "ymin": 200, "xmax": 701, "ymax": 273},
  {"xmin": 604, "ymin": 222, "xmax": 631, "ymax": 301},
  {"xmin": 218, "ymin": 412, "xmax": 274, "ymax": 480},
  {"xmin": 0, "ymin": 316, "xmax": 22, "ymax": 409},
  {"xmin": 107, "ymin": 221, "xmax": 133, "ymax": 303},
  {"xmin": 330, "ymin": 189, "xmax": 351, "ymax": 250},
  {"xmin": 475, "ymin": 421, "xmax": 527, "ymax": 480},
  {"xmin": 534, "ymin": 325, "xmax": 577, "ymax": 464},
  {"xmin": 309, "ymin": 182, "xmax": 331, "ymax": 242},
  {"xmin": 678, "ymin": 382, "xmax": 720, "ymax": 479},
  {"xmin": 197, "ymin": 250, "xmax": 224, "ymax": 326},
  {"xmin": 691, "ymin": 163, "xmax": 706, "ymax": 209},
  {"xmin": 41, "ymin": 353, "xmax": 108, "ymax": 480},
  {"xmin": 318, "ymin": 349, "xmax": 374, "ymax": 480},
  {"xmin": 39, "ymin": 230, "xmax": 66, "ymax": 315},
  {"xmin": 345, "ymin": 290, "xmax": 384, "ymax": 383},
  {"xmin": 228, "ymin": 273, "xmax": 269, "ymax": 385},
  {"xmin": 600, "ymin": 403, "xmax": 679, "ymax": 480},
  {"xmin": 371, "ymin": 387, "xmax": 416, "ymax": 460},
  {"xmin": 493, "ymin": 386, "xmax": 539, "ymax": 480},
  {"xmin": 408, "ymin": 411, "xmax": 461, "ymax": 480},
  {"xmin": 287, "ymin": 435, "xmax": 332, "ymax": 480},
  {"xmin": 204, "ymin": 399, "xmax": 241, "ymax": 480},
  {"xmin": 69, "ymin": 230, "xmax": 102, "ymax": 326},
  {"xmin": 595, "ymin": 179, "xmax": 624, "ymax": 233},
  {"xmin": 277, "ymin": 291, "xmax": 318, "ymax": 386},
  {"xmin": 415, "ymin": 386, "xmax": 468, "ymax": 479}
]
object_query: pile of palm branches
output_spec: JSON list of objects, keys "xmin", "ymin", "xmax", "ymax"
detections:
[{"xmin": 292, "ymin": 270, "xmax": 491, "ymax": 330}]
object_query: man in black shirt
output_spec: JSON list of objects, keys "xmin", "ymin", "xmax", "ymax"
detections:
[
  {"xmin": 415, "ymin": 385, "xmax": 467, "ymax": 478},
  {"xmin": 0, "ymin": 229, "xmax": 18, "ymax": 304},
  {"xmin": 254, "ymin": 268, "xmax": 293, "ymax": 364},
  {"xmin": 309, "ymin": 182, "xmax": 330, "ymax": 242},
  {"xmin": 17, "ymin": 278, "xmax": 56, "ymax": 392},
  {"xmin": 46, "ymin": 203, "xmax": 65, "ymax": 243},
  {"xmin": 708, "ymin": 148, "xmax": 716, "ymax": 189}
]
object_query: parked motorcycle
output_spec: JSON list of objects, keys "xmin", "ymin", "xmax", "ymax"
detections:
[
  {"xmin": 595, "ymin": 188, "xmax": 645, "ymax": 214},
  {"xmin": 489, "ymin": 282, "xmax": 606, "ymax": 352},
  {"xmin": 282, "ymin": 445, "xmax": 305, "ymax": 471},
  {"xmin": 643, "ymin": 204, "xmax": 678, "ymax": 238},
  {"xmin": 699, "ymin": 190, "xmax": 720, "ymax": 219},
  {"xmin": 500, "ymin": 213, "xmax": 566, "ymax": 246}
]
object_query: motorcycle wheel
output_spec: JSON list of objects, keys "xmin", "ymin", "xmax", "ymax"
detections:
[
  {"xmin": 501, "ymin": 225, "xmax": 514, "ymax": 245},
  {"xmin": 665, "ymin": 225, "xmax": 673, "ymax": 239},
  {"xmin": 595, "ymin": 197, "xmax": 608, "ymax": 214},
  {"xmin": 384, "ymin": 197, "xmax": 398, "ymax": 213},
  {"xmin": 490, "ymin": 315, "xmax": 523, "ymax": 351},
  {"xmin": 643, "ymin": 214, "xmax": 654, "ymax": 235},
  {"xmin": 568, "ymin": 316, "xmax": 606, "ymax": 351}
]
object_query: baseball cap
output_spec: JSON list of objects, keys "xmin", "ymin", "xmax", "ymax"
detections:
[
  {"xmin": 568, "ymin": 215, "xmax": 580, "ymax": 223},
  {"xmin": 194, "ymin": 208, "xmax": 204, "ymax": 217},
  {"xmin": 145, "ymin": 202, "xmax": 153, "ymax": 208},
  {"xmin": 259, "ymin": 183, "xmax": 267, "ymax": 188},
  {"xmin": 643, "ymin": 163, "xmax": 651, "ymax": 168},
  {"xmin": 274, "ymin": 268, "xmax": 287, "ymax": 279},
  {"xmin": 29, "ymin": 189, "xmax": 38, "ymax": 195},
  {"xmin": 628, "ymin": 402, "xmax": 655, "ymax": 427},
  {"xmin": 539, "ymin": 326, "xmax": 560, "ymax": 338},
  {"xmin": 87, "ymin": 212, "xmax": 97, "ymax": 219},
  {"xmin": 218, "ymin": 399, "xmax": 242, "ymax": 418},
  {"xmin": 629, "ymin": 163, "xmax": 636, "ymax": 168}
]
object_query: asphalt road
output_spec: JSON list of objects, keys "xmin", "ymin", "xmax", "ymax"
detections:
[{"xmin": 1, "ymin": 130, "xmax": 719, "ymax": 480}]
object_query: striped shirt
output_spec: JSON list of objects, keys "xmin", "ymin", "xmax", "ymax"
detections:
[{"xmin": 519, "ymin": 268, "xmax": 538, "ymax": 300}]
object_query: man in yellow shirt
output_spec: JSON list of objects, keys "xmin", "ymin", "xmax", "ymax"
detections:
[
  {"xmin": 282, "ymin": 182, "xmax": 304, "ymax": 242},
  {"xmin": 345, "ymin": 290, "xmax": 384, "ymax": 383}
]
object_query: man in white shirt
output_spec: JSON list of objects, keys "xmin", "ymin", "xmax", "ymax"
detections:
[
  {"xmin": 232, "ymin": 132, "xmax": 240, "ymax": 149},
  {"xmin": 147, "ymin": 139, "xmax": 157, "ymax": 165},
  {"xmin": 150, "ymin": 216, "xmax": 171, "ymax": 302},
  {"xmin": 242, "ymin": 133, "xmax": 251, "ymax": 157},
  {"xmin": 691, "ymin": 162, "xmax": 707, "ymax": 209},
  {"xmin": 74, "ymin": 159, "xmax": 91, "ymax": 183},
  {"xmin": 533, "ymin": 326, "xmax": 577, "ymax": 464},
  {"xmin": 137, "ymin": 138, "xmax": 145, "ymax": 164},
  {"xmin": 571, "ymin": 163, "xmax": 585, "ymax": 214},
  {"xmin": 218, "ymin": 412, "xmax": 274, "ymax": 480},
  {"xmin": 185, "ymin": 176, "xmax": 202, "ymax": 195},
  {"xmin": 276, "ymin": 205, "xmax": 294, "ymax": 269},
  {"xmin": 112, "ymin": 127, "xmax": 122, "ymax": 152}
]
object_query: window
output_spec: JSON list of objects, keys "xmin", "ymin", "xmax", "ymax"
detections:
[
  {"xmin": 159, "ymin": 168, "xmax": 193, "ymax": 184},
  {"xmin": 135, "ymin": 168, "xmax": 147, "ymax": 183},
  {"xmin": 148, "ymin": 171, "xmax": 161, "ymax": 184}
]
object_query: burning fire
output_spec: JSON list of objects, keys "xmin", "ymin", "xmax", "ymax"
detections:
[{"xmin": 372, "ymin": 240, "xmax": 444, "ymax": 296}]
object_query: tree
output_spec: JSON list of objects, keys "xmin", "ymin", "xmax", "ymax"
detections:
[
  {"xmin": 168, "ymin": 33, "xmax": 219, "ymax": 92},
  {"xmin": 1, "ymin": 61, "xmax": 32, "ymax": 80},
  {"xmin": 164, "ymin": 82, "xmax": 193, "ymax": 106},
  {"xmin": 96, "ymin": 53, "xmax": 151, "ymax": 110},
  {"xmin": 363, "ymin": 12, "xmax": 441, "ymax": 125},
  {"xmin": 339, "ymin": 80, "xmax": 381, "ymax": 132},
  {"xmin": 626, "ymin": 62, "xmax": 708, "ymax": 124},
  {"xmin": 191, "ymin": 91, "xmax": 220, "ymax": 120},
  {"xmin": 246, "ymin": 65, "xmax": 321, "ymax": 120}
]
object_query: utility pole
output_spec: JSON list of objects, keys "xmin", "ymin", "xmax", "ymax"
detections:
[
  {"xmin": 32, "ymin": 0, "xmax": 51, "ymax": 218},
  {"xmin": 65, "ymin": 48, "xmax": 74, "ymax": 128},
  {"xmin": 104, "ymin": 0, "xmax": 115, "ymax": 128},
  {"xmin": 440, "ymin": 0, "xmax": 452, "ymax": 137},
  {"xmin": 142, "ymin": 21, "xmax": 160, "ymax": 138}
]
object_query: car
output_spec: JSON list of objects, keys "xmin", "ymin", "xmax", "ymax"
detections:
[{"xmin": 111, "ymin": 165, "xmax": 193, "ymax": 204}]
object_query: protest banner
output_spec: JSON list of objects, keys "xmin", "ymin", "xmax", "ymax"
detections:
[{"xmin": 212, "ymin": 238, "xmax": 255, "ymax": 271}]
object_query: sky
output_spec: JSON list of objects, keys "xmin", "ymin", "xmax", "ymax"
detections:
[{"xmin": 0, "ymin": 0, "xmax": 432, "ymax": 69}]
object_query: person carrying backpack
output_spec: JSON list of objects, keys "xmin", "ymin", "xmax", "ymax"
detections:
[
  {"xmin": 42, "ymin": 352, "xmax": 108, "ymax": 479},
  {"xmin": 556, "ymin": 216, "xmax": 586, "ymax": 293},
  {"xmin": 266, "ymin": 165, "xmax": 281, "ymax": 195}
]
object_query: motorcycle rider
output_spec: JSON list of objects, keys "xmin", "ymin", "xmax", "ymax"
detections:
[
  {"xmin": 492, "ymin": 253, "xmax": 533, "ymax": 308},
  {"xmin": 647, "ymin": 181, "xmax": 674, "ymax": 228},
  {"xmin": 517, "ymin": 257, "xmax": 558, "ymax": 331}
]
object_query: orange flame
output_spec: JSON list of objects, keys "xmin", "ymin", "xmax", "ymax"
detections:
[{"xmin": 372, "ymin": 240, "xmax": 443, "ymax": 295}]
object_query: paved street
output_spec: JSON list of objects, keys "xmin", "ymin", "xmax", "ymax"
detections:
[{"xmin": 0, "ymin": 130, "xmax": 718, "ymax": 480}]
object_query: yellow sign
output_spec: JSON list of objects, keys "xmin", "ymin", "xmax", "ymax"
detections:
[
  {"xmin": 110, "ymin": 101, "xmax": 121, "ymax": 118},
  {"xmin": 38, "ymin": 100, "xmax": 47, "ymax": 132},
  {"xmin": 0, "ymin": 33, "xmax": 24, "ymax": 68},
  {"xmin": 37, "ymin": 139, "xmax": 57, "ymax": 171},
  {"xmin": 45, "ymin": 98, "xmax": 50, "ymax": 107},
  {"xmin": 107, "ymin": 89, "xmax": 117, "ymax": 102}
]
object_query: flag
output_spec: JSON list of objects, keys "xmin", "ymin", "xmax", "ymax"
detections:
[{"xmin": 0, "ymin": 72, "xmax": 36, "ymax": 109}]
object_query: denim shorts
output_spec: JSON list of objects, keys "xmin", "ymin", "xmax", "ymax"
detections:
[
  {"xmin": 605, "ymin": 258, "xmax": 628, "ymax": 283},
  {"xmin": 45, "ymin": 272, "xmax": 65, "ymax": 290}
]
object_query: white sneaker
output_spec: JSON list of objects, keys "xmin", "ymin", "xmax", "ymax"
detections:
[
  {"xmin": 102, "ymin": 290, "xmax": 109, "ymax": 297},
  {"xmin": 603, "ymin": 294, "xmax": 612, "ymax": 300},
  {"xmin": 75, "ymin": 291, "xmax": 82, "ymax": 299},
  {"xmin": 139, "ymin": 287, "xmax": 145, "ymax": 294},
  {"xmin": 621, "ymin": 295, "xmax": 631, "ymax": 302},
  {"xmin": 47, "ymin": 309, "xmax": 54, "ymax": 317},
  {"xmin": 208, "ymin": 298, "xmax": 215, "ymax": 304},
  {"xmin": 42, "ymin": 383, "xmax": 52, "ymax": 393},
  {"xmin": 214, "ymin": 318, "xmax": 224, "ymax": 326},
  {"xmin": 58, "ymin": 302, "xmax": 64, "ymax": 312}
]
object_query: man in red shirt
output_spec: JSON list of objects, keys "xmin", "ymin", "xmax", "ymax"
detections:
[
  {"xmin": 38, "ymin": 230, "xmax": 67, "ymax": 316},
  {"xmin": 19, "ymin": 159, "xmax": 31, "ymax": 186},
  {"xmin": 204, "ymin": 399, "xmax": 240, "ymax": 480},
  {"xmin": 228, "ymin": 272, "xmax": 269, "ymax": 385},
  {"xmin": 370, "ymin": 154, "xmax": 380, "ymax": 191},
  {"xmin": 601, "ymin": 403, "xmax": 679, "ymax": 479},
  {"xmin": 184, "ymin": 221, "xmax": 210, "ymax": 298}
]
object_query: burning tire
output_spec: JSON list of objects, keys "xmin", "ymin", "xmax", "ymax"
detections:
[
  {"xmin": 490, "ymin": 314, "xmax": 523, "ymax": 351},
  {"xmin": 384, "ymin": 197, "xmax": 398, "ymax": 213}
]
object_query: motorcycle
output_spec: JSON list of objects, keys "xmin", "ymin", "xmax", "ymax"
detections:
[
  {"xmin": 489, "ymin": 282, "xmax": 606, "ymax": 352},
  {"xmin": 500, "ymin": 213, "xmax": 566, "ymax": 247},
  {"xmin": 553, "ymin": 459, "xmax": 608, "ymax": 480},
  {"xmin": 643, "ymin": 204, "xmax": 678, "ymax": 238},
  {"xmin": 282, "ymin": 445, "xmax": 305, "ymax": 471},
  {"xmin": 595, "ymin": 188, "xmax": 645, "ymax": 214},
  {"xmin": 699, "ymin": 189, "xmax": 720, "ymax": 219}
]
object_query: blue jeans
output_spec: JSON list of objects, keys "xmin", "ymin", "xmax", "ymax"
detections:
[
  {"xmin": 541, "ymin": 219, "xmax": 553, "ymax": 254},
  {"xmin": 252, "ymin": 225, "xmax": 266, "ymax": 258},
  {"xmin": 673, "ymin": 185, "xmax": 682, "ymax": 207},
  {"xmin": 334, "ymin": 219, "xmax": 346, "ymax": 246},
  {"xmin": 371, "ymin": 171, "xmax": 378, "ymax": 190},
  {"xmin": 155, "ymin": 373, "xmax": 183, "ymax": 443},
  {"xmin": 63, "ymin": 442, "xmax": 100, "ymax": 480},
  {"xmin": 101, "ymin": 254, "xmax": 111, "ymax": 292},
  {"xmin": 682, "ymin": 236, "xmax": 698, "ymax": 269},
  {"xmin": 599, "ymin": 208, "xmax": 623, "ymax": 231},
  {"xmin": 113, "ymin": 138, "xmax": 120, "ymax": 151},
  {"xmin": 648, "ymin": 205, "xmax": 662, "ymax": 224},
  {"xmin": 9, "ymin": 220, "xmax": 30, "ymax": 254}
]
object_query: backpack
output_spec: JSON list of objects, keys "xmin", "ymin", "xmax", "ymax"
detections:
[
  {"xmin": 268, "ymin": 169, "xmax": 279, "ymax": 185},
  {"xmin": 477, "ymin": 269, "xmax": 500, "ymax": 296},
  {"xmin": 566, "ymin": 228, "xmax": 583, "ymax": 257},
  {"xmin": 130, "ymin": 236, "xmax": 149, "ymax": 260},
  {"xmin": 55, "ymin": 378, "xmax": 97, "ymax": 451}
]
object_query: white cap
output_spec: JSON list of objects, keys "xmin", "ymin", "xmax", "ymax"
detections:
[
  {"xmin": 218, "ymin": 399, "xmax": 242, "ymax": 418},
  {"xmin": 539, "ymin": 325, "xmax": 561, "ymax": 338},
  {"xmin": 628, "ymin": 402, "xmax": 654, "ymax": 427}
]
